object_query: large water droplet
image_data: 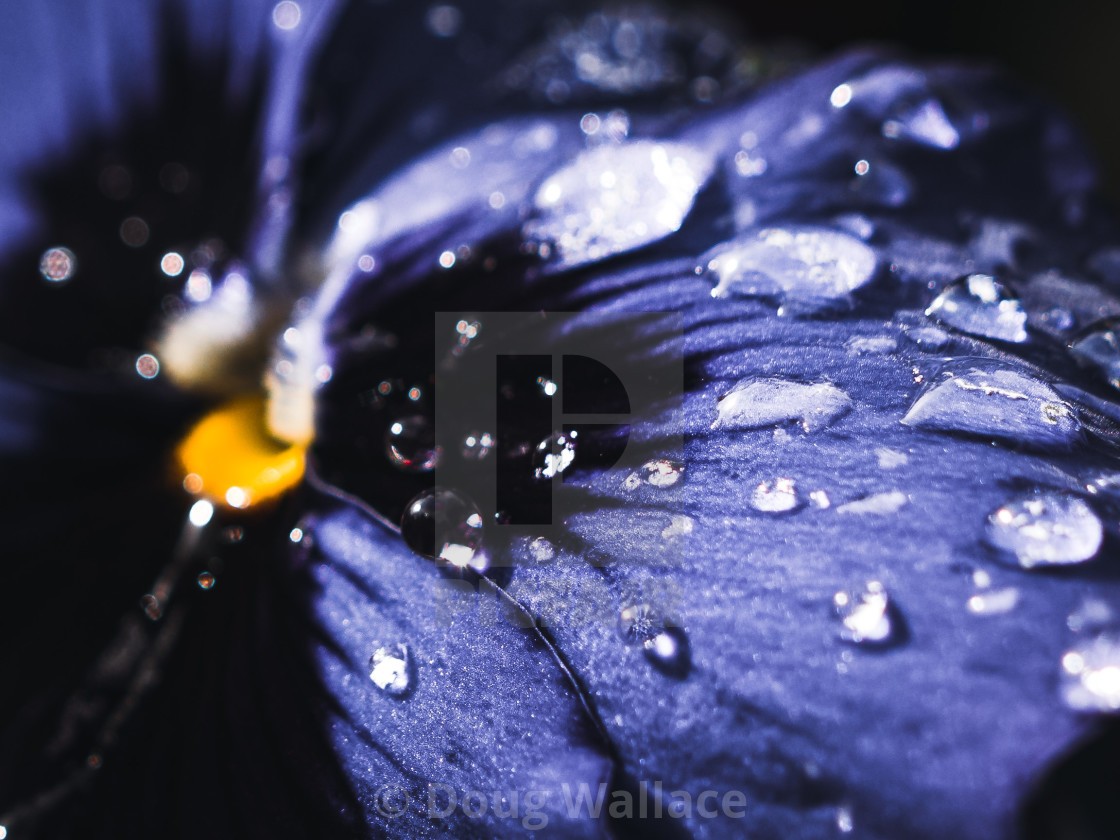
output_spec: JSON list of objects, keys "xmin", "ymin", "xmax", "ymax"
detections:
[
  {"xmin": 401, "ymin": 488, "xmax": 484, "ymax": 568},
  {"xmin": 833, "ymin": 582, "xmax": 901, "ymax": 647},
  {"xmin": 369, "ymin": 643, "xmax": 412, "ymax": 697},
  {"xmin": 524, "ymin": 140, "xmax": 713, "ymax": 269},
  {"xmin": 533, "ymin": 431, "xmax": 577, "ymax": 479},
  {"xmin": 901, "ymin": 363, "xmax": 1080, "ymax": 450},
  {"xmin": 386, "ymin": 416, "xmax": 441, "ymax": 472},
  {"xmin": 985, "ymin": 494, "xmax": 1102, "ymax": 568},
  {"xmin": 712, "ymin": 378, "xmax": 852, "ymax": 433},
  {"xmin": 1070, "ymin": 318, "xmax": 1120, "ymax": 389},
  {"xmin": 750, "ymin": 478, "xmax": 801, "ymax": 513},
  {"xmin": 1061, "ymin": 634, "xmax": 1120, "ymax": 712},
  {"xmin": 925, "ymin": 274, "xmax": 1028, "ymax": 343},
  {"xmin": 702, "ymin": 227, "xmax": 877, "ymax": 305}
]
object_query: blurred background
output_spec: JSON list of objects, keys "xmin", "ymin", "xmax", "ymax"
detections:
[{"xmin": 701, "ymin": 0, "xmax": 1120, "ymax": 214}]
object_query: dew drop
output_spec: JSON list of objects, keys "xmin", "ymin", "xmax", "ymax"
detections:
[
  {"xmin": 643, "ymin": 627, "xmax": 691, "ymax": 677},
  {"xmin": 836, "ymin": 490, "xmax": 908, "ymax": 515},
  {"xmin": 197, "ymin": 571, "xmax": 216, "ymax": 590},
  {"xmin": 524, "ymin": 140, "xmax": 713, "ymax": 270},
  {"xmin": 533, "ymin": 431, "xmax": 577, "ymax": 479},
  {"xmin": 750, "ymin": 478, "xmax": 800, "ymax": 513},
  {"xmin": 39, "ymin": 246, "xmax": 77, "ymax": 283},
  {"xmin": 901, "ymin": 362, "xmax": 1080, "ymax": 450},
  {"xmin": 1070, "ymin": 318, "xmax": 1120, "ymax": 389},
  {"xmin": 966, "ymin": 587, "xmax": 1019, "ymax": 616},
  {"xmin": 401, "ymin": 488, "xmax": 484, "ymax": 568},
  {"xmin": 902, "ymin": 325, "xmax": 950, "ymax": 351},
  {"xmin": 369, "ymin": 643, "xmax": 412, "ymax": 697},
  {"xmin": 1061, "ymin": 634, "xmax": 1120, "ymax": 712},
  {"xmin": 712, "ymin": 378, "xmax": 852, "ymax": 433},
  {"xmin": 627, "ymin": 458, "xmax": 683, "ymax": 488},
  {"xmin": 702, "ymin": 227, "xmax": 877, "ymax": 304},
  {"xmin": 925, "ymin": 274, "xmax": 1028, "ymax": 343},
  {"xmin": 833, "ymin": 581, "xmax": 901, "ymax": 647},
  {"xmin": 985, "ymin": 494, "xmax": 1102, "ymax": 568},
  {"xmin": 386, "ymin": 416, "xmax": 441, "ymax": 472}
]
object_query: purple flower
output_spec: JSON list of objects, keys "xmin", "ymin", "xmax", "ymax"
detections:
[{"xmin": 2, "ymin": 3, "xmax": 1120, "ymax": 839}]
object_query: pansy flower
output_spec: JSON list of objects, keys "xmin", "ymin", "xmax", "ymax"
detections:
[{"xmin": 2, "ymin": 2, "xmax": 1120, "ymax": 839}]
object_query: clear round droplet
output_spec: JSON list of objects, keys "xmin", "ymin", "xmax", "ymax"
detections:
[
  {"xmin": 1070, "ymin": 318, "xmax": 1120, "ymax": 390},
  {"xmin": 925, "ymin": 273, "xmax": 1028, "ymax": 343},
  {"xmin": 985, "ymin": 494, "xmax": 1103, "ymax": 568},
  {"xmin": 369, "ymin": 643, "xmax": 412, "ymax": 697},
  {"xmin": 833, "ymin": 581, "xmax": 900, "ymax": 647},
  {"xmin": 401, "ymin": 488, "xmax": 484, "ymax": 568},
  {"xmin": 642, "ymin": 626, "xmax": 691, "ymax": 677},
  {"xmin": 1061, "ymin": 634, "xmax": 1120, "ymax": 712},
  {"xmin": 197, "ymin": 571, "xmax": 216, "ymax": 590},
  {"xmin": 750, "ymin": 478, "xmax": 800, "ymax": 513},
  {"xmin": 386, "ymin": 416, "xmax": 441, "ymax": 472},
  {"xmin": 713, "ymin": 378, "xmax": 852, "ymax": 433},
  {"xmin": 533, "ymin": 431, "xmax": 577, "ymax": 479},
  {"xmin": 702, "ymin": 226, "xmax": 877, "ymax": 305}
]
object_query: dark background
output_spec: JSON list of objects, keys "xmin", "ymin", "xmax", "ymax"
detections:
[{"xmin": 705, "ymin": 0, "xmax": 1120, "ymax": 213}]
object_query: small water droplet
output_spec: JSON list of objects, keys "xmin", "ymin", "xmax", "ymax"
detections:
[
  {"xmin": 925, "ymin": 274, "xmax": 1028, "ymax": 343},
  {"xmin": 902, "ymin": 325, "xmax": 950, "ymax": 351},
  {"xmin": 1070, "ymin": 318, "xmax": 1120, "ymax": 389},
  {"xmin": 369, "ymin": 643, "xmax": 412, "ymax": 697},
  {"xmin": 386, "ymin": 416, "xmax": 441, "ymax": 472},
  {"xmin": 750, "ymin": 478, "xmax": 800, "ymax": 513},
  {"xmin": 39, "ymin": 246, "xmax": 77, "ymax": 283},
  {"xmin": 633, "ymin": 459, "xmax": 683, "ymax": 488},
  {"xmin": 836, "ymin": 490, "xmax": 908, "ymax": 515},
  {"xmin": 533, "ymin": 431, "xmax": 577, "ymax": 479},
  {"xmin": 845, "ymin": 335, "xmax": 896, "ymax": 354},
  {"xmin": 833, "ymin": 581, "xmax": 901, "ymax": 647},
  {"xmin": 272, "ymin": 1, "xmax": 301, "ymax": 30},
  {"xmin": 901, "ymin": 362, "xmax": 1080, "ymax": 450},
  {"xmin": 985, "ymin": 494, "xmax": 1102, "ymax": 568},
  {"xmin": 967, "ymin": 587, "xmax": 1019, "ymax": 616},
  {"xmin": 713, "ymin": 378, "xmax": 852, "ymax": 433},
  {"xmin": 527, "ymin": 537, "xmax": 555, "ymax": 563},
  {"xmin": 401, "ymin": 488, "xmax": 484, "ymax": 568},
  {"xmin": 524, "ymin": 140, "xmax": 713, "ymax": 270},
  {"xmin": 703, "ymin": 226, "xmax": 877, "ymax": 305},
  {"xmin": 643, "ymin": 627, "xmax": 690, "ymax": 677},
  {"xmin": 135, "ymin": 353, "xmax": 160, "ymax": 379},
  {"xmin": 1061, "ymin": 634, "xmax": 1120, "ymax": 712},
  {"xmin": 197, "ymin": 571, "xmax": 216, "ymax": 590}
]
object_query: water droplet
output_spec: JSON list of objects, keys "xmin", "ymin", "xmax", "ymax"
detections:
[
  {"xmin": 643, "ymin": 627, "xmax": 690, "ymax": 677},
  {"xmin": 902, "ymin": 325, "xmax": 950, "ymax": 351},
  {"xmin": 836, "ymin": 490, "xmax": 908, "ymax": 515},
  {"xmin": 386, "ymin": 416, "xmax": 440, "ymax": 472},
  {"xmin": 702, "ymin": 227, "xmax": 877, "ymax": 305},
  {"xmin": 39, "ymin": 246, "xmax": 76, "ymax": 283},
  {"xmin": 846, "ymin": 335, "xmax": 896, "ymax": 354},
  {"xmin": 1061, "ymin": 634, "xmax": 1120, "ymax": 712},
  {"xmin": 833, "ymin": 581, "xmax": 900, "ymax": 647},
  {"xmin": 627, "ymin": 459, "xmax": 683, "ymax": 488},
  {"xmin": 986, "ymin": 494, "xmax": 1102, "ymax": 568},
  {"xmin": 524, "ymin": 140, "xmax": 713, "ymax": 270},
  {"xmin": 750, "ymin": 478, "xmax": 800, "ymax": 513},
  {"xmin": 809, "ymin": 490, "xmax": 832, "ymax": 509},
  {"xmin": 901, "ymin": 363, "xmax": 1080, "ymax": 450},
  {"xmin": 1070, "ymin": 318, "xmax": 1120, "ymax": 389},
  {"xmin": 401, "ymin": 488, "xmax": 484, "ymax": 568},
  {"xmin": 369, "ymin": 643, "xmax": 412, "ymax": 697},
  {"xmin": 925, "ymin": 274, "xmax": 1028, "ymax": 343},
  {"xmin": 533, "ymin": 431, "xmax": 577, "ymax": 479},
  {"xmin": 461, "ymin": 431, "xmax": 495, "ymax": 460},
  {"xmin": 967, "ymin": 587, "xmax": 1019, "ymax": 616},
  {"xmin": 836, "ymin": 805, "xmax": 855, "ymax": 834},
  {"xmin": 160, "ymin": 252, "xmax": 184, "ymax": 277},
  {"xmin": 197, "ymin": 571, "xmax": 216, "ymax": 590},
  {"xmin": 712, "ymin": 378, "xmax": 852, "ymax": 433}
]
